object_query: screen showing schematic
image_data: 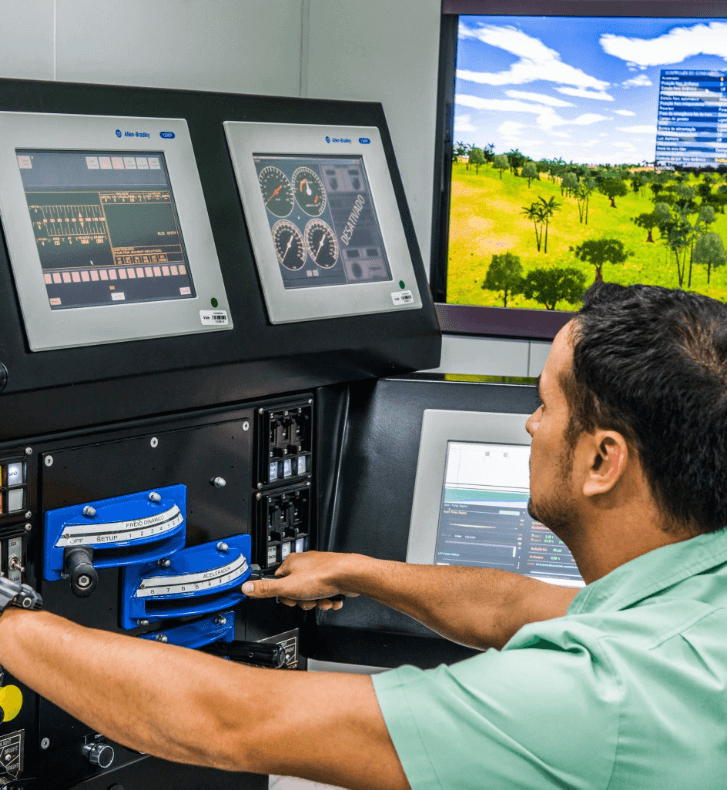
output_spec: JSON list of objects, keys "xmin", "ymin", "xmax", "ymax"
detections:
[
  {"xmin": 253, "ymin": 154, "xmax": 393, "ymax": 289},
  {"xmin": 17, "ymin": 150, "xmax": 196, "ymax": 310},
  {"xmin": 436, "ymin": 442, "xmax": 583, "ymax": 587}
]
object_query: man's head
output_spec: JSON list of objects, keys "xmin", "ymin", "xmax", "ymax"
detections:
[{"xmin": 528, "ymin": 282, "xmax": 727, "ymax": 540}]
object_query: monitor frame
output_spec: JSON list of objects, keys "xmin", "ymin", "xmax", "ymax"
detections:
[
  {"xmin": 223, "ymin": 121, "xmax": 423, "ymax": 324},
  {"xmin": 0, "ymin": 112, "xmax": 232, "ymax": 352},
  {"xmin": 406, "ymin": 408, "xmax": 531, "ymax": 565}
]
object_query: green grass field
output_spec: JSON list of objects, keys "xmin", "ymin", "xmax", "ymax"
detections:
[{"xmin": 447, "ymin": 162, "xmax": 727, "ymax": 310}]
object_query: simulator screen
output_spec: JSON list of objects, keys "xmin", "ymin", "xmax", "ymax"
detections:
[
  {"xmin": 435, "ymin": 441, "xmax": 583, "ymax": 587},
  {"xmin": 449, "ymin": 17, "xmax": 727, "ymax": 312},
  {"xmin": 253, "ymin": 154, "xmax": 393, "ymax": 289},
  {"xmin": 18, "ymin": 150, "xmax": 196, "ymax": 310}
]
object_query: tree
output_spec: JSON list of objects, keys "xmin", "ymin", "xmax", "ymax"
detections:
[
  {"xmin": 632, "ymin": 210, "xmax": 662, "ymax": 243},
  {"xmin": 575, "ymin": 178, "xmax": 595, "ymax": 224},
  {"xmin": 482, "ymin": 252, "xmax": 524, "ymax": 307},
  {"xmin": 561, "ymin": 172, "xmax": 578, "ymax": 197},
  {"xmin": 505, "ymin": 148, "xmax": 526, "ymax": 175},
  {"xmin": 536, "ymin": 195, "xmax": 561, "ymax": 254},
  {"xmin": 573, "ymin": 238, "xmax": 630, "ymax": 283},
  {"xmin": 521, "ymin": 161, "xmax": 538, "ymax": 188},
  {"xmin": 521, "ymin": 267, "xmax": 587, "ymax": 310},
  {"xmin": 493, "ymin": 154, "xmax": 509, "ymax": 179},
  {"xmin": 521, "ymin": 202, "xmax": 543, "ymax": 252},
  {"xmin": 468, "ymin": 146, "xmax": 485, "ymax": 174},
  {"xmin": 693, "ymin": 232, "xmax": 727, "ymax": 284},
  {"xmin": 599, "ymin": 177, "xmax": 629, "ymax": 208}
]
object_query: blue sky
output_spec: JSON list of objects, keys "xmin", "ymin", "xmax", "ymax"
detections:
[{"xmin": 455, "ymin": 16, "xmax": 727, "ymax": 165}]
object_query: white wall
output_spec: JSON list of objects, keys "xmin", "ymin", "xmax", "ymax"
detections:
[{"xmin": 0, "ymin": 0, "xmax": 537, "ymax": 377}]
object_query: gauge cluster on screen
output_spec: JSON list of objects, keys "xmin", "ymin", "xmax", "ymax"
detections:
[{"xmin": 254, "ymin": 154, "xmax": 393, "ymax": 290}]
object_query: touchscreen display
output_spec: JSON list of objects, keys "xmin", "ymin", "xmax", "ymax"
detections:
[
  {"xmin": 253, "ymin": 154, "xmax": 392, "ymax": 289},
  {"xmin": 17, "ymin": 150, "xmax": 196, "ymax": 310},
  {"xmin": 436, "ymin": 441, "xmax": 583, "ymax": 587}
]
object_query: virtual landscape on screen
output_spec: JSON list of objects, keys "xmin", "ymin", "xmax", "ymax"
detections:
[{"xmin": 449, "ymin": 16, "xmax": 727, "ymax": 311}]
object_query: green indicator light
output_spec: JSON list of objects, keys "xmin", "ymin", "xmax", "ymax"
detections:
[
  {"xmin": 211, "ymin": 298, "xmax": 219, "ymax": 308},
  {"xmin": 399, "ymin": 280, "xmax": 405, "ymax": 289}
]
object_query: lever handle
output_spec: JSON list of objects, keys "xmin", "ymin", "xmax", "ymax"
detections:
[
  {"xmin": 200, "ymin": 640, "xmax": 287, "ymax": 668},
  {"xmin": 63, "ymin": 547, "xmax": 98, "ymax": 598}
]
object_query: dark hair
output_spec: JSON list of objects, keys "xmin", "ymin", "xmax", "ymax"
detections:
[{"xmin": 563, "ymin": 282, "xmax": 727, "ymax": 534}]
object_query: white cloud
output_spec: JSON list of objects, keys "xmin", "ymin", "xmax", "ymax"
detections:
[
  {"xmin": 622, "ymin": 74, "xmax": 652, "ymax": 88},
  {"xmin": 613, "ymin": 142, "xmax": 636, "ymax": 150},
  {"xmin": 600, "ymin": 21, "xmax": 727, "ymax": 67},
  {"xmin": 599, "ymin": 132, "xmax": 608, "ymax": 137},
  {"xmin": 573, "ymin": 114, "xmax": 610, "ymax": 125},
  {"xmin": 498, "ymin": 121, "xmax": 524, "ymax": 136},
  {"xmin": 614, "ymin": 109, "xmax": 636, "ymax": 116},
  {"xmin": 617, "ymin": 125, "xmax": 657, "ymax": 134},
  {"xmin": 454, "ymin": 113, "xmax": 477, "ymax": 133},
  {"xmin": 457, "ymin": 23, "xmax": 609, "ymax": 90},
  {"xmin": 555, "ymin": 87, "xmax": 614, "ymax": 101},
  {"xmin": 504, "ymin": 90, "xmax": 573, "ymax": 107},
  {"xmin": 548, "ymin": 130, "xmax": 571, "ymax": 138}
]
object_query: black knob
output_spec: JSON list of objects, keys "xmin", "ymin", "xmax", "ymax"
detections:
[
  {"xmin": 83, "ymin": 741, "xmax": 114, "ymax": 769},
  {"xmin": 64, "ymin": 547, "xmax": 98, "ymax": 598}
]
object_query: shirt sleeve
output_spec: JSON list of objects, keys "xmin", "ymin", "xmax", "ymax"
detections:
[{"xmin": 372, "ymin": 623, "xmax": 621, "ymax": 790}]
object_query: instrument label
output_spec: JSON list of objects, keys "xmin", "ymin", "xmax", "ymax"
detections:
[
  {"xmin": 56, "ymin": 505, "xmax": 183, "ymax": 547},
  {"xmin": 135, "ymin": 553, "xmax": 248, "ymax": 598}
]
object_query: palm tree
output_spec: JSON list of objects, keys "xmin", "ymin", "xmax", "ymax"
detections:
[
  {"xmin": 536, "ymin": 195, "xmax": 561, "ymax": 254},
  {"xmin": 521, "ymin": 203, "xmax": 543, "ymax": 251}
]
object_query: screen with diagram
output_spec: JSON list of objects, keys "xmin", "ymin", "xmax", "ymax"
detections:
[
  {"xmin": 18, "ymin": 150, "xmax": 196, "ymax": 310},
  {"xmin": 253, "ymin": 154, "xmax": 393, "ymax": 289},
  {"xmin": 435, "ymin": 441, "xmax": 583, "ymax": 587}
]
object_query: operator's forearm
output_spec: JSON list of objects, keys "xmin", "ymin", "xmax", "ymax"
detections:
[{"xmin": 338, "ymin": 555, "xmax": 578, "ymax": 649}]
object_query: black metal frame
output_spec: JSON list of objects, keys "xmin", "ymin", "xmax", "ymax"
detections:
[{"xmin": 430, "ymin": 0, "xmax": 727, "ymax": 340}]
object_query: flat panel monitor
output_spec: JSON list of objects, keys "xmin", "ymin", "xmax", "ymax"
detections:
[
  {"xmin": 406, "ymin": 410, "xmax": 583, "ymax": 588},
  {"xmin": 0, "ymin": 113, "xmax": 232, "ymax": 351},
  {"xmin": 224, "ymin": 122, "xmax": 423, "ymax": 324}
]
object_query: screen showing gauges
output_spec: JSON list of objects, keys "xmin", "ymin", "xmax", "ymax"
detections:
[
  {"xmin": 253, "ymin": 154, "xmax": 393, "ymax": 290},
  {"xmin": 17, "ymin": 150, "xmax": 196, "ymax": 310}
]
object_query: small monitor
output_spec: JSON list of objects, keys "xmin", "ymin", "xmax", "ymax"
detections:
[
  {"xmin": 407, "ymin": 410, "xmax": 583, "ymax": 588},
  {"xmin": 224, "ymin": 122, "xmax": 422, "ymax": 324},
  {"xmin": 0, "ymin": 113, "xmax": 232, "ymax": 351}
]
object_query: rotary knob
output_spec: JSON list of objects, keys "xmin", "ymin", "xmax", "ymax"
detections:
[{"xmin": 83, "ymin": 741, "xmax": 115, "ymax": 769}]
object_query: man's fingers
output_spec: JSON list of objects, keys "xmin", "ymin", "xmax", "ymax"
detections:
[{"xmin": 242, "ymin": 577, "xmax": 281, "ymax": 598}]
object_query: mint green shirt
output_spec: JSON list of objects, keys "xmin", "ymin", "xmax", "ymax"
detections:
[{"xmin": 373, "ymin": 530, "xmax": 727, "ymax": 789}]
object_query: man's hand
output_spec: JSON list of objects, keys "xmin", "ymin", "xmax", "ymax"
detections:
[{"xmin": 242, "ymin": 551, "xmax": 360, "ymax": 610}]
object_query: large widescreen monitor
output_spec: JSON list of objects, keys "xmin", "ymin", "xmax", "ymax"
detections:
[
  {"xmin": 0, "ymin": 113, "xmax": 232, "ymax": 351},
  {"xmin": 435, "ymin": 8, "xmax": 727, "ymax": 336},
  {"xmin": 224, "ymin": 122, "xmax": 422, "ymax": 324},
  {"xmin": 406, "ymin": 410, "xmax": 583, "ymax": 588}
]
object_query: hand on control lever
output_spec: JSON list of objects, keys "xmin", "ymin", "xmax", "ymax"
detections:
[{"xmin": 242, "ymin": 551, "xmax": 360, "ymax": 611}]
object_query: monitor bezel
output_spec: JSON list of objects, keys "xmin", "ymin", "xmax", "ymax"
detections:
[
  {"xmin": 223, "ymin": 121, "xmax": 423, "ymax": 324},
  {"xmin": 0, "ymin": 112, "xmax": 232, "ymax": 352}
]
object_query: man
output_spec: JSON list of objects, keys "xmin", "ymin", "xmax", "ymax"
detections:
[{"xmin": 2, "ymin": 282, "xmax": 727, "ymax": 789}]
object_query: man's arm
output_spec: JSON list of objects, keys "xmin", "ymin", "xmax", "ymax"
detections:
[
  {"xmin": 243, "ymin": 552, "xmax": 579, "ymax": 650},
  {"xmin": 0, "ymin": 609, "xmax": 409, "ymax": 790}
]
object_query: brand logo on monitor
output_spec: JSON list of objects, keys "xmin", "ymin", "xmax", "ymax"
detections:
[
  {"xmin": 325, "ymin": 136, "xmax": 331, "ymax": 143},
  {"xmin": 359, "ymin": 137, "xmax": 371, "ymax": 144},
  {"xmin": 115, "ymin": 129, "xmax": 122, "ymax": 138},
  {"xmin": 327, "ymin": 137, "xmax": 352, "ymax": 144},
  {"xmin": 119, "ymin": 131, "xmax": 150, "ymax": 139},
  {"xmin": 160, "ymin": 131, "xmax": 175, "ymax": 139}
]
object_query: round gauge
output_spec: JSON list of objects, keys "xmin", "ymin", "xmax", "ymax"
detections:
[
  {"xmin": 272, "ymin": 220, "xmax": 306, "ymax": 270},
  {"xmin": 293, "ymin": 167, "xmax": 327, "ymax": 216},
  {"xmin": 259, "ymin": 167, "xmax": 294, "ymax": 218},
  {"xmin": 305, "ymin": 220, "xmax": 339, "ymax": 269}
]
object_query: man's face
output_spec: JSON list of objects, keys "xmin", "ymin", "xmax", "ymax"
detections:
[{"xmin": 526, "ymin": 322, "xmax": 580, "ymax": 539}]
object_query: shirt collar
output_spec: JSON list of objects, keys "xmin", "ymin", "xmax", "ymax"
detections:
[{"xmin": 568, "ymin": 527, "xmax": 727, "ymax": 615}]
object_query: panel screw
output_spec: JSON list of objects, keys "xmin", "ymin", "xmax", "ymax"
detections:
[
  {"xmin": 258, "ymin": 408, "xmax": 264, "ymax": 415},
  {"xmin": 24, "ymin": 523, "xmax": 31, "ymax": 533},
  {"xmin": 308, "ymin": 399, "xmax": 313, "ymax": 405},
  {"xmin": 148, "ymin": 492, "xmax": 161, "ymax": 503},
  {"xmin": 155, "ymin": 634, "xmax": 168, "ymax": 643},
  {"xmin": 137, "ymin": 619, "xmax": 149, "ymax": 627},
  {"xmin": 256, "ymin": 493, "xmax": 262, "ymax": 500},
  {"xmin": 214, "ymin": 615, "xmax": 227, "ymax": 626},
  {"xmin": 44, "ymin": 455, "xmax": 53, "ymax": 467},
  {"xmin": 76, "ymin": 574, "xmax": 93, "ymax": 589},
  {"xmin": 242, "ymin": 421, "xmax": 250, "ymax": 431},
  {"xmin": 150, "ymin": 437, "xmax": 158, "ymax": 448},
  {"xmin": 24, "ymin": 511, "xmax": 31, "ymax": 520},
  {"xmin": 158, "ymin": 558, "xmax": 171, "ymax": 568},
  {"xmin": 257, "ymin": 482, "xmax": 263, "ymax": 490},
  {"xmin": 40, "ymin": 738, "xmax": 50, "ymax": 750},
  {"xmin": 217, "ymin": 542, "xmax": 228, "ymax": 552},
  {"xmin": 83, "ymin": 506, "xmax": 96, "ymax": 518},
  {"xmin": 25, "ymin": 447, "xmax": 33, "ymax": 456},
  {"xmin": 212, "ymin": 477, "xmax": 226, "ymax": 488}
]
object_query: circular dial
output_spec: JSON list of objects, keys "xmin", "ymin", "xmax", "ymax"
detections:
[
  {"xmin": 293, "ymin": 167, "xmax": 327, "ymax": 216},
  {"xmin": 259, "ymin": 167, "xmax": 294, "ymax": 218},
  {"xmin": 305, "ymin": 220, "xmax": 339, "ymax": 269},
  {"xmin": 272, "ymin": 220, "xmax": 306, "ymax": 270}
]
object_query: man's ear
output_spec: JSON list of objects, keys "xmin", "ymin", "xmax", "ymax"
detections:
[{"xmin": 582, "ymin": 431, "xmax": 629, "ymax": 498}]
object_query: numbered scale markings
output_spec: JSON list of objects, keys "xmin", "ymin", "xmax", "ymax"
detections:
[
  {"xmin": 55, "ymin": 505, "xmax": 184, "ymax": 547},
  {"xmin": 135, "ymin": 552, "xmax": 249, "ymax": 598}
]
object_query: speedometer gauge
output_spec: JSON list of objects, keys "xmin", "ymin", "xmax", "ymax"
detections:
[
  {"xmin": 272, "ymin": 220, "xmax": 306, "ymax": 270},
  {"xmin": 305, "ymin": 220, "xmax": 338, "ymax": 269},
  {"xmin": 293, "ymin": 167, "xmax": 326, "ymax": 216},
  {"xmin": 259, "ymin": 166, "xmax": 294, "ymax": 218}
]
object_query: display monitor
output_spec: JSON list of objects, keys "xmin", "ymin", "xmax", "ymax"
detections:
[
  {"xmin": 407, "ymin": 410, "xmax": 583, "ymax": 588},
  {"xmin": 0, "ymin": 113, "xmax": 232, "ymax": 351},
  {"xmin": 224, "ymin": 122, "xmax": 422, "ymax": 324}
]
